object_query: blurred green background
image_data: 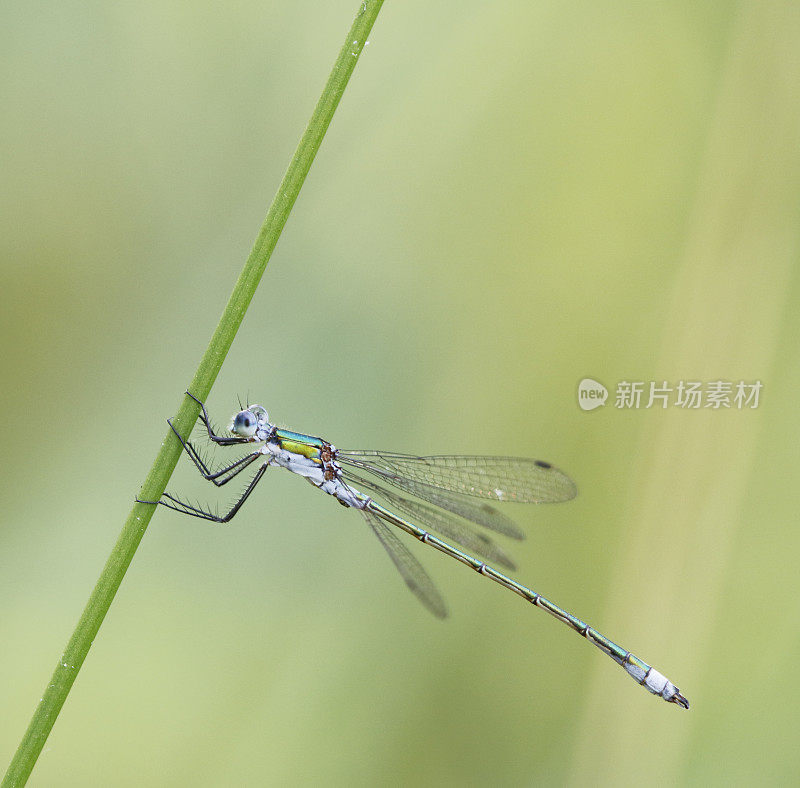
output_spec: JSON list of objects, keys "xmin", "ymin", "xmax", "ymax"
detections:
[{"xmin": 2, "ymin": 1, "xmax": 799, "ymax": 785}]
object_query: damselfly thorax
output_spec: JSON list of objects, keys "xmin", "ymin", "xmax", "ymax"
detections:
[{"xmin": 257, "ymin": 428, "xmax": 365, "ymax": 508}]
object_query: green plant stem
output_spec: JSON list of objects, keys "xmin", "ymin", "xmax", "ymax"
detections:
[{"xmin": 3, "ymin": 3, "xmax": 384, "ymax": 785}]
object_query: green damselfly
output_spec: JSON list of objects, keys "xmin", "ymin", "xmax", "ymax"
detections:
[{"xmin": 139, "ymin": 392, "xmax": 688, "ymax": 709}]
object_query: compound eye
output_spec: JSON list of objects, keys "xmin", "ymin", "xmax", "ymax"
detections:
[{"xmin": 232, "ymin": 410, "xmax": 258, "ymax": 437}]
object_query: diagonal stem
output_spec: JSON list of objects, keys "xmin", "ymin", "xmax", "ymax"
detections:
[{"xmin": 2, "ymin": 2, "xmax": 384, "ymax": 785}]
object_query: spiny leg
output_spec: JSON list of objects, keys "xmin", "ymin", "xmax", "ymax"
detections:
[
  {"xmin": 166, "ymin": 416, "xmax": 262, "ymax": 486},
  {"xmin": 147, "ymin": 494, "xmax": 227, "ymax": 523},
  {"xmin": 185, "ymin": 390, "xmax": 251, "ymax": 446},
  {"xmin": 137, "ymin": 462, "xmax": 270, "ymax": 523}
]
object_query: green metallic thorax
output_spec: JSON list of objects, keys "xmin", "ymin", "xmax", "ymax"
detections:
[{"xmin": 273, "ymin": 428, "xmax": 326, "ymax": 461}]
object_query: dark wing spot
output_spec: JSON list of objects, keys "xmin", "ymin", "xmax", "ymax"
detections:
[{"xmin": 534, "ymin": 460, "xmax": 552, "ymax": 469}]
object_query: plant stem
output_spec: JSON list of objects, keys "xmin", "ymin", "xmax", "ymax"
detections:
[{"xmin": 3, "ymin": 2, "xmax": 384, "ymax": 784}]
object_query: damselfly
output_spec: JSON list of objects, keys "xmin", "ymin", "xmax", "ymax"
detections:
[{"xmin": 138, "ymin": 392, "xmax": 688, "ymax": 709}]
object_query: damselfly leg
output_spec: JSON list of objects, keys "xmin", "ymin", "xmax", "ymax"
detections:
[
  {"xmin": 137, "ymin": 393, "xmax": 270, "ymax": 520},
  {"xmin": 185, "ymin": 390, "xmax": 253, "ymax": 446},
  {"xmin": 139, "ymin": 462, "xmax": 270, "ymax": 523},
  {"xmin": 165, "ymin": 416, "xmax": 262, "ymax": 486}
]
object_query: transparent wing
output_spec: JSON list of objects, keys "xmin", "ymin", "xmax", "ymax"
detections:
[
  {"xmin": 338, "ymin": 451, "xmax": 577, "ymax": 505},
  {"xmin": 363, "ymin": 508, "xmax": 447, "ymax": 619},
  {"xmin": 350, "ymin": 473, "xmax": 517, "ymax": 570},
  {"xmin": 372, "ymin": 478, "xmax": 525, "ymax": 540}
]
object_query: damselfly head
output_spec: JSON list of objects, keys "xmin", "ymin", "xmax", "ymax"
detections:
[{"xmin": 229, "ymin": 405, "xmax": 268, "ymax": 438}]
